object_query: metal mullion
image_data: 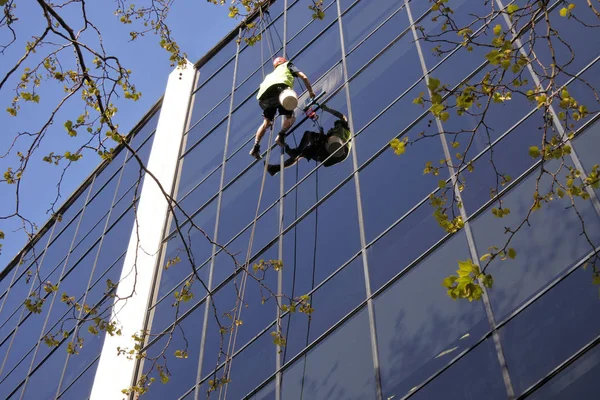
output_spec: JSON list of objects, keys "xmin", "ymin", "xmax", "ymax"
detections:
[{"xmin": 194, "ymin": 28, "xmax": 242, "ymax": 400}]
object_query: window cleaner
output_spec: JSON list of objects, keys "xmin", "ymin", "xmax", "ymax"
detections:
[{"xmin": 250, "ymin": 57, "xmax": 316, "ymax": 160}]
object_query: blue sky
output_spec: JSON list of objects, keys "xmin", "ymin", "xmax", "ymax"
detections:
[{"xmin": 0, "ymin": 0, "xmax": 238, "ymax": 267}]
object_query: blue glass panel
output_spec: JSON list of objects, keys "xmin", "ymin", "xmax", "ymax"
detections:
[
  {"xmin": 458, "ymin": 110, "xmax": 542, "ymax": 216},
  {"xmin": 130, "ymin": 107, "xmax": 160, "ymax": 149},
  {"xmin": 20, "ymin": 340, "xmax": 67, "ymax": 400},
  {"xmin": 142, "ymin": 303, "xmax": 204, "ymax": 400},
  {"xmin": 249, "ymin": 379, "xmax": 275, "ymax": 400},
  {"xmin": 283, "ymin": 256, "xmax": 365, "ymax": 364},
  {"xmin": 57, "ymin": 357, "xmax": 98, "ymax": 399},
  {"xmin": 223, "ymin": 330, "xmax": 276, "ymax": 399},
  {"xmin": 367, "ymin": 201, "xmax": 447, "ymax": 293},
  {"xmin": 288, "ymin": 179, "xmax": 361, "ymax": 285},
  {"xmin": 374, "ymin": 231, "xmax": 489, "ymax": 398},
  {"xmin": 173, "ymin": 167, "xmax": 221, "ymax": 225},
  {"xmin": 157, "ymin": 201, "xmax": 218, "ymax": 302},
  {"xmin": 178, "ymin": 123, "xmax": 226, "ymax": 198},
  {"xmin": 406, "ymin": 339, "xmax": 506, "ymax": 400},
  {"xmin": 471, "ymin": 160, "xmax": 600, "ymax": 321},
  {"xmin": 233, "ymin": 69, "xmax": 262, "ymax": 110},
  {"xmin": 191, "ymin": 61, "xmax": 236, "ymax": 127},
  {"xmin": 501, "ymin": 266, "xmax": 600, "ymax": 395},
  {"xmin": 185, "ymin": 95, "xmax": 230, "ymax": 151},
  {"xmin": 359, "ymin": 118, "xmax": 443, "ymax": 242},
  {"xmin": 289, "ymin": 22, "xmax": 341, "ymax": 86},
  {"xmin": 218, "ymin": 163, "xmax": 280, "ymax": 245},
  {"xmin": 347, "ymin": 8, "xmax": 410, "ymax": 79},
  {"xmin": 281, "ymin": 307, "xmax": 376, "ymax": 399},
  {"xmin": 529, "ymin": 343, "xmax": 600, "ymax": 400},
  {"xmin": 226, "ymin": 98, "xmax": 260, "ymax": 167},
  {"xmin": 343, "ymin": 0, "xmax": 406, "ymax": 54},
  {"xmin": 87, "ymin": 150, "xmax": 127, "ymax": 201},
  {"xmin": 573, "ymin": 117, "xmax": 600, "ymax": 199},
  {"xmin": 197, "ymin": 38, "xmax": 238, "ymax": 89},
  {"xmin": 287, "ymin": 1, "xmax": 335, "ymax": 43},
  {"xmin": 349, "ymin": 32, "xmax": 421, "ymax": 135}
]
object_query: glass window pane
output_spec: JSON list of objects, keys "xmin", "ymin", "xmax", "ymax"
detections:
[
  {"xmin": 218, "ymin": 163, "xmax": 280, "ymax": 245},
  {"xmin": 501, "ymin": 265, "xmax": 600, "ymax": 396},
  {"xmin": 407, "ymin": 338, "xmax": 507, "ymax": 400},
  {"xmin": 289, "ymin": 22, "xmax": 341, "ymax": 86},
  {"xmin": 173, "ymin": 167, "xmax": 221, "ymax": 225},
  {"xmin": 349, "ymin": 31, "xmax": 421, "ymax": 135},
  {"xmin": 197, "ymin": 37, "xmax": 238, "ymax": 89},
  {"xmin": 185, "ymin": 95, "xmax": 230, "ymax": 151},
  {"xmin": 287, "ymin": 1, "xmax": 335, "ymax": 43},
  {"xmin": 191, "ymin": 60, "xmax": 236, "ymax": 127},
  {"xmin": 157, "ymin": 201, "xmax": 218, "ymax": 302},
  {"xmin": 470, "ymin": 160, "xmax": 600, "ymax": 321},
  {"xmin": 142, "ymin": 304, "xmax": 204, "ymax": 400},
  {"xmin": 367, "ymin": 201, "xmax": 447, "ymax": 293},
  {"xmin": 359, "ymin": 118, "xmax": 444, "ymax": 242},
  {"xmin": 58, "ymin": 357, "xmax": 98, "ymax": 399},
  {"xmin": 343, "ymin": 0, "xmax": 406, "ymax": 55},
  {"xmin": 529, "ymin": 343, "xmax": 600, "ymax": 400},
  {"xmin": 281, "ymin": 307, "xmax": 377, "ymax": 399},
  {"xmin": 282, "ymin": 256, "xmax": 365, "ymax": 364},
  {"xmin": 20, "ymin": 340, "xmax": 68, "ymax": 400},
  {"xmin": 223, "ymin": 330, "xmax": 276, "ymax": 399},
  {"xmin": 374, "ymin": 231, "xmax": 489, "ymax": 398},
  {"xmin": 238, "ymin": 15, "xmax": 284, "ymax": 85},
  {"xmin": 573, "ymin": 118, "xmax": 600, "ymax": 199},
  {"xmin": 178, "ymin": 123, "xmax": 226, "ymax": 198}
]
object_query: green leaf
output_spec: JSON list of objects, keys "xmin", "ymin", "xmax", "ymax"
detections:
[
  {"xmin": 593, "ymin": 275, "xmax": 600, "ymax": 285},
  {"xmin": 480, "ymin": 253, "xmax": 492, "ymax": 262},
  {"xmin": 427, "ymin": 77, "xmax": 440, "ymax": 91},
  {"xmin": 442, "ymin": 276, "xmax": 457, "ymax": 288},
  {"xmin": 506, "ymin": 4, "xmax": 519, "ymax": 14},
  {"xmin": 457, "ymin": 259, "xmax": 474, "ymax": 276},
  {"xmin": 559, "ymin": 7, "xmax": 568, "ymax": 17},
  {"xmin": 493, "ymin": 24, "xmax": 502, "ymax": 35},
  {"xmin": 528, "ymin": 146, "xmax": 540, "ymax": 158},
  {"xmin": 507, "ymin": 248, "xmax": 516, "ymax": 259}
]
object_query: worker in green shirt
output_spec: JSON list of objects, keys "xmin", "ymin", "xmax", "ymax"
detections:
[
  {"xmin": 250, "ymin": 56, "xmax": 316, "ymax": 160},
  {"xmin": 266, "ymin": 105, "xmax": 352, "ymax": 176}
]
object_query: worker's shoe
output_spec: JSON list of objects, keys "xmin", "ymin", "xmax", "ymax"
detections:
[
  {"xmin": 249, "ymin": 143, "xmax": 262, "ymax": 160},
  {"xmin": 275, "ymin": 133, "xmax": 286, "ymax": 148}
]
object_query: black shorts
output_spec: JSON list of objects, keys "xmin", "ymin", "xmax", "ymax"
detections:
[{"xmin": 259, "ymin": 84, "xmax": 294, "ymax": 121}]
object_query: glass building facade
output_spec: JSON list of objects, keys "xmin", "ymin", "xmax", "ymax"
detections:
[{"xmin": 2, "ymin": 0, "xmax": 600, "ymax": 399}]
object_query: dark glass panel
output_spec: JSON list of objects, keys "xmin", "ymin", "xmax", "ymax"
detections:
[
  {"xmin": 471, "ymin": 160, "xmax": 600, "ymax": 321},
  {"xmin": 528, "ymin": 343, "xmax": 600, "ymax": 400},
  {"xmin": 178, "ymin": 123, "xmax": 226, "ymax": 199},
  {"xmin": 282, "ymin": 256, "xmax": 365, "ymax": 364},
  {"xmin": 280, "ymin": 307, "xmax": 377, "ymax": 399},
  {"xmin": 191, "ymin": 61, "xmax": 236, "ymax": 127},
  {"xmin": 501, "ymin": 266, "xmax": 600, "ymax": 395},
  {"xmin": 359, "ymin": 117, "xmax": 444, "ymax": 242},
  {"xmin": 406, "ymin": 339, "xmax": 506, "ymax": 400},
  {"xmin": 374, "ymin": 231, "xmax": 489, "ymax": 398}
]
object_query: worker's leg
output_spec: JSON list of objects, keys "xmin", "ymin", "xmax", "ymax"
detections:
[
  {"xmin": 275, "ymin": 112, "xmax": 296, "ymax": 147},
  {"xmin": 250, "ymin": 116, "xmax": 274, "ymax": 160},
  {"xmin": 267, "ymin": 156, "xmax": 301, "ymax": 176}
]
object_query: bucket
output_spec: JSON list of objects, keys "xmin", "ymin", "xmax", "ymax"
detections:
[
  {"xmin": 279, "ymin": 88, "xmax": 298, "ymax": 111},
  {"xmin": 327, "ymin": 136, "xmax": 346, "ymax": 159}
]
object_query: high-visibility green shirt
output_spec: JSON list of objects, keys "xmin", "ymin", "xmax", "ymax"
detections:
[{"xmin": 256, "ymin": 61, "xmax": 296, "ymax": 100}]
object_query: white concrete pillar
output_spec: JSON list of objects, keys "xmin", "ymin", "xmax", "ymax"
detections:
[{"xmin": 90, "ymin": 60, "xmax": 196, "ymax": 400}]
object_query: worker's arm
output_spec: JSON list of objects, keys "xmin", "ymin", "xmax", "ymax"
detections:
[
  {"xmin": 321, "ymin": 104, "xmax": 348, "ymax": 123},
  {"xmin": 296, "ymin": 71, "xmax": 315, "ymax": 98}
]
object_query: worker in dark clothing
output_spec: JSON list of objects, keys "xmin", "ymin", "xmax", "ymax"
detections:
[
  {"xmin": 250, "ymin": 56, "xmax": 316, "ymax": 160},
  {"xmin": 266, "ymin": 105, "xmax": 352, "ymax": 176}
]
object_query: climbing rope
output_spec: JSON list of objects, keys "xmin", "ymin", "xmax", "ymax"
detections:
[{"xmin": 220, "ymin": 7, "xmax": 277, "ymax": 399}]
